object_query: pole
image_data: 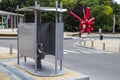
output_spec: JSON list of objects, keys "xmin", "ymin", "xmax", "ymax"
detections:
[
  {"xmin": 2, "ymin": 15, "xmax": 3, "ymax": 28},
  {"xmin": 113, "ymin": 15, "xmax": 115, "ymax": 34},
  {"xmin": 35, "ymin": 11, "xmax": 37, "ymax": 73},
  {"xmin": 17, "ymin": 5, "xmax": 20, "ymax": 65},
  {"xmin": 55, "ymin": 60, "xmax": 58, "ymax": 74},
  {"xmin": 56, "ymin": 0, "xmax": 58, "ymax": 23},
  {"xmin": 11, "ymin": 16, "xmax": 14, "ymax": 32},
  {"xmin": 59, "ymin": 2, "xmax": 62, "ymax": 23},
  {"xmin": 55, "ymin": 0, "xmax": 58, "ymax": 74},
  {"xmin": 60, "ymin": 60, "xmax": 62, "ymax": 70}
]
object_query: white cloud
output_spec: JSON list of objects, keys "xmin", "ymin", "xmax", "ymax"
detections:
[{"xmin": 114, "ymin": 0, "xmax": 120, "ymax": 4}]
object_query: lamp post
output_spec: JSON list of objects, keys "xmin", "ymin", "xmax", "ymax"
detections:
[{"xmin": 113, "ymin": 15, "xmax": 115, "ymax": 34}]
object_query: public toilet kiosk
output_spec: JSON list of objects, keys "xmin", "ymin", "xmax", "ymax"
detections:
[{"xmin": 17, "ymin": 1, "xmax": 67, "ymax": 76}]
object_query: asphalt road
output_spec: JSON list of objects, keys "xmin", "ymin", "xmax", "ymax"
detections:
[
  {"xmin": 0, "ymin": 38, "xmax": 120, "ymax": 80},
  {"xmin": 0, "ymin": 38, "xmax": 17, "ymax": 49},
  {"xmin": 46, "ymin": 38, "xmax": 120, "ymax": 80}
]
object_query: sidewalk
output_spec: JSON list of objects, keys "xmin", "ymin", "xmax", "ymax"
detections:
[
  {"xmin": 64, "ymin": 32, "xmax": 120, "ymax": 38},
  {"xmin": 64, "ymin": 32, "xmax": 120, "ymax": 53},
  {"xmin": 0, "ymin": 48, "xmax": 17, "ymax": 80},
  {"xmin": 0, "ymin": 30, "xmax": 90, "ymax": 80},
  {"xmin": 0, "ymin": 72, "xmax": 10, "ymax": 80},
  {"xmin": 0, "ymin": 48, "xmax": 89, "ymax": 80},
  {"xmin": 80, "ymin": 39, "xmax": 120, "ymax": 53}
]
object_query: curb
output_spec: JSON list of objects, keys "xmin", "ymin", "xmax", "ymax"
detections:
[{"xmin": 0, "ymin": 58, "xmax": 90, "ymax": 80}]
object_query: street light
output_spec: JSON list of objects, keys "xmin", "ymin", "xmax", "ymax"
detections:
[{"xmin": 113, "ymin": 15, "xmax": 115, "ymax": 34}]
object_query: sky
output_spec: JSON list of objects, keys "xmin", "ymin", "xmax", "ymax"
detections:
[{"xmin": 114, "ymin": 0, "xmax": 120, "ymax": 4}]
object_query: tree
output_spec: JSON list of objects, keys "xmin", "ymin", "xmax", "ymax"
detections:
[
  {"xmin": 63, "ymin": 0, "xmax": 85, "ymax": 32},
  {"xmin": 0, "ymin": 0, "xmax": 118, "ymax": 32},
  {"xmin": 79, "ymin": 0, "xmax": 114, "ymax": 32},
  {"xmin": 99, "ymin": 0, "xmax": 114, "ymax": 6},
  {"xmin": 62, "ymin": 0, "xmax": 77, "ymax": 10},
  {"xmin": 80, "ymin": 0, "xmax": 99, "ymax": 7},
  {"xmin": 111, "ymin": 2, "xmax": 120, "ymax": 32},
  {"xmin": 0, "ymin": 0, "xmax": 56, "ymax": 22},
  {"xmin": 91, "ymin": 5, "xmax": 113, "ymax": 32}
]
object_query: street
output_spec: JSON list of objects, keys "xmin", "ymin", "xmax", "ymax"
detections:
[
  {"xmin": 46, "ymin": 38, "xmax": 120, "ymax": 80},
  {"xmin": 0, "ymin": 38, "xmax": 120, "ymax": 80},
  {"xmin": 0, "ymin": 38, "xmax": 17, "ymax": 49}
]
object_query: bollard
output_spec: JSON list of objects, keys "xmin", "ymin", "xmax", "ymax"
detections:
[
  {"xmin": 91, "ymin": 41, "xmax": 94, "ymax": 47},
  {"xmin": 100, "ymin": 35, "xmax": 103, "ymax": 40},
  {"xmin": 9, "ymin": 44, "xmax": 13, "ymax": 54},
  {"xmin": 84, "ymin": 40, "xmax": 86, "ymax": 46},
  {"xmin": 119, "ymin": 44, "xmax": 120, "ymax": 52},
  {"xmin": 79, "ymin": 32, "xmax": 81, "ymax": 38},
  {"xmin": 103, "ymin": 43, "xmax": 105, "ymax": 50}
]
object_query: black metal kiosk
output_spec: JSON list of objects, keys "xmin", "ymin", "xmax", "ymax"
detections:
[{"xmin": 17, "ymin": 1, "xmax": 67, "ymax": 76}]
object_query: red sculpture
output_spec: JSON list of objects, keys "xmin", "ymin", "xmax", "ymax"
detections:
[{"xmin": 69, "ymin": 7, "xmax": 95, "ymax": 34}]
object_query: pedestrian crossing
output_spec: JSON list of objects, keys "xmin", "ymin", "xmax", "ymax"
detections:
[
  {"xmin": 64, "ymin": 49, "xmax": 113, "ymax": 55},
  {"xmin": 64, "ymin": 50, "xmax": 80, "ymax": 54},
  {"xmin": 0, "ymin": 47, "xmax": 113, "ymax": 55}
]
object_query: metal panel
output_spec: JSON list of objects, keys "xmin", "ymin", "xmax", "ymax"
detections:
[
  {"xmin": 18, "ymin": 23, "xmax": 37, "ymax": 60},
  {"xmin": 37, "ymin": 23, "xmax": 51, "ymax": 55},
  {"xmin": 55, "ymin": 23, "xmax": 64, "ymax": 60},
  {"xmin": 50, "ymin": 23, "xmax": 55, "ymax": 55}
]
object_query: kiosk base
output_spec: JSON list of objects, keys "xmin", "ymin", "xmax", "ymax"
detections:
[{"xmin": 16, "ymin": 60, "xmax": 66, "ymax": 77}]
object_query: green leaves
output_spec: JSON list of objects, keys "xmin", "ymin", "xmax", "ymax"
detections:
[
  {"xmin": 80, "ymin": 0, "xmax": 99, "ymax": 7},
  {"xmin": 103, "ymin": 6, "xmax": 113, "ymax": 16},
  {"xmin": 91, "ymin": 5, "xmax": 113, "ymax": 32},
  {"xmin": 62, "ymin": 0, "xmax": 77, "ymax": 10},
  {"xmin": 0, "ymin": 0, "xmax": 120, "ymax": 32}
]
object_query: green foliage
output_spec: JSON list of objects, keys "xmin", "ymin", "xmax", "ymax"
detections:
[
  {"xmin": 112, "ymin": 2, "xmax": 120, "ymax": 31},
  {"xmin": 0, "ymin": 0, "xmax": 56, "ymax": 22},
  {"xmin": 64, "ymin": 0, "xmax": 85, "ymax": 32},
  {"xmin": 91, "ymin": 5, "xmax": 113, "ymax": 31},
  {"xmin": 103, "ymin": 6, "xmax": 113, "ymax": 16},
  {"xmin": 0, "ymin": 0, "xmax": 120, "ymax": 32},
  {"xmin": 80, "ymin": 0, "xmax": 99, "ymax": 7},
  {"xmin": 99, "ymin": 0, "xmax": 114, "ymax": 6},
  {"xmin": 64, "ymin": 0, "xmax": 114, "ymax": 32},
  {"xmin": 62, "ymin": 0, "xmax": 77, "ymax": 10}
]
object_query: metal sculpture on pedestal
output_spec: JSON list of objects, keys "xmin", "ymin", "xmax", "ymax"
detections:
[{"xmin": 69, "ymin": 7, "xmax": 95, "ymax": 34}]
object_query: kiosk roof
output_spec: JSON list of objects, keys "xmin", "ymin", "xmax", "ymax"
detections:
[
  {"xmin": 16, "ymin": 6, "xmax": 67, "ymax": 12},
  {"xmin": 0, "ymin": 10, "xmax": 24, "ymax": 17}
]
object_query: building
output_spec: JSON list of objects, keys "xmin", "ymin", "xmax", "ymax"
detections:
[{"xmin": 0, "ymin": 10, "xmax": 24, "ymax": 29}]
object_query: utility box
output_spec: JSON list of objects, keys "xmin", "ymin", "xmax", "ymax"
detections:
[{"xmin": 17, "ymin": 1, "xmax": 67, "ymax": 76}]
